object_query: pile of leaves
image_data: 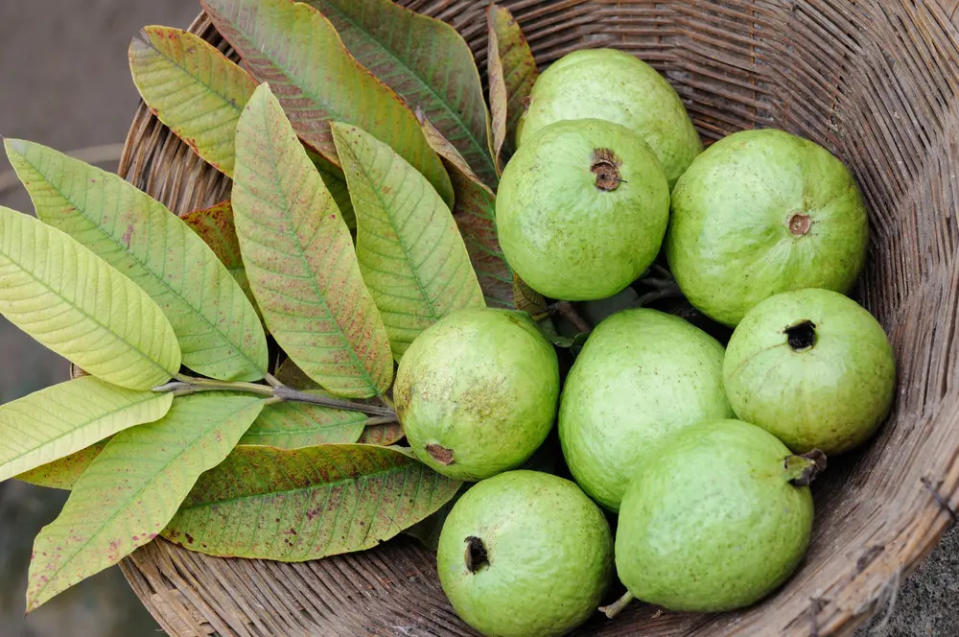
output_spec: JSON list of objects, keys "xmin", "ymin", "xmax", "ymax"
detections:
[{"xmin": 0, "ymin": 0, "xmax": 552, "ymax": 611}]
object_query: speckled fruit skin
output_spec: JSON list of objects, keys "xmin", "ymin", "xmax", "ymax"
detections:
[
  {"xmin": 666, "ymin": 128, "xmax": 868, "ymax": 326},
  {"xmin": 394, "ymin": 308, "xmax": 559, "ymax": 481},
  {"xmin": 615, "ymin": 419, "xmax": 814, "ymax": 612},
  {"xmin": 496, "ymin": 118, "xmax": 669, "ymax": 301},
  {"xmin": 723, "ymin": 288, "xmax": 896, "ymax": 455},
  {"xmin": 437, "ymin": 470, "xmax": 612, "ymax": 637},
  {"xmin": 516, "ymin": 48, "xmax": 701, "ymax": 186},
  {"xmin": 558, "ymin": 308, "xmax": 732, "ymax": 511}
]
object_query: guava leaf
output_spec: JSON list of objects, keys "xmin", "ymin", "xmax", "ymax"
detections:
[
  {"xmin": 201, "ymin": 0, "xmax": 453, "ymax": 206},
  {"xmin": 26, "ymin": 392, "xmax": 265, "ymax": 611},
  {"xmin": 232, "ymin": 84, "xmax": 393, "ymax": 398},
  {"xmin": 0, "ymin": 377, "xmax": 173, "ymax": 482},
  {"xmin": 513, "ymin": 275, "xmax": 548, "ymax": 319},
  {"xmin": 178, "ymin": 200, "xmax": 255, "ymax": 308},
  {"xmin": 304, "ymin": 148, "xmax": 356, "ymax": 230},
  {"xmin": 420, "ymin": 119, "xmax": 514, "ymax": 308},
  {"xmin": 128, "ymin": 26, "xmax": 257, "ymax": 177},
  {"xmin": 161, "ymin": 443, "xmax": 461, "ymax": 561},
  {"xmin": 358, "ymin": 421, "xmax": 404, "ymax": 445},
  {"xmin": 17, "ymin": 441, "xmax": 109, "ymax": 491},
  {"xmin": 4, "ymin": 139, "xmax": 268, "ymax": 382},
  {"xmin": 240, "ymin": 402, "xmax": 365, "ymax": 447},
  {"xmin": 0, "ymin": 206, "xmax": 180, "ymax": 390},
  {"xmin": 331, "ymin": 122, "xmax": 484, "ymax": 359},
  {"xmin": 306, "ymin": 0, "xmax": 496, "ymax": 186},
  {"xmin": 487, "ymin": 4, "xmax": 537, "ymax": 167}
]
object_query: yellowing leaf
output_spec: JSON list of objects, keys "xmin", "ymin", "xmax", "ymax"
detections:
[
  {"xmin": 307, "ymin": 0, "xmax": 496, "ymax": 185},
  {"xmin": 358, "ymin": 421, "xmax": 404, "ymax": 445},
  {"xmin": 26, "ymin": 392, "xmax": 264, "ymax": 611},
  {"xmin": 0, "ymin": 206, "xmax": 179, "ymax": 390},
  {"xmin": 240, "ymin": 402, "xmax": 365, "ymax": 447},
  {"xmin": 0, "ymin": 377, "xmax": 172, "ymax": 482},
  {"xmin": 304, "ymin": 148, "xmax": 356, "ymax": 230},
  {"xmin": 232, "ymin": 84, "xmax": 393, "ymax": 398},
  {"xmin": 129, "ymin": 26, "xmax": 257, "ymax": 177},
  {"xmin": 201, "ymin": 0, "xmax": 454, "ymax": 205},
  {"xmin": 17, "ymin": 441, "xmax": 108, "ymax": 490},
  {"xmin": 5, "ymin": 139, "xmax": 268, "ymax": 382},
  {"xmin": 487, "ymin": 4, "xmax": 538, "ymax": 167},
  {"xmin": 162, "ymin": 443, "xmax": 461, "ymax": 561},
  {"xmin": 178, "ymin": 200, "xmax": 255, "ymax": 308},
  {"xmin": 421, "ymin": 119, "xmax": 515, "ymax": 308},
  {"xmin": 332, "ymin": 123, "xmax": 484, "ymax": 358}
]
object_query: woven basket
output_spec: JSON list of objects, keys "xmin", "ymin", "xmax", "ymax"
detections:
[{"xmin": 116, "ymin": 2, "xmax": 959, "ymax": 635}]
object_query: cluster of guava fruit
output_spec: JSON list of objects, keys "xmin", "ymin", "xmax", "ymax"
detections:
[{"xmin": 395, "ymin": 47, "xmax": 896, "ymax": 637}]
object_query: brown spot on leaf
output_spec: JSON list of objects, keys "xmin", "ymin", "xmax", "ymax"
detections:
[{"xmin": 185, "ymin": 533, "xmax": 194, "ymax": 544}]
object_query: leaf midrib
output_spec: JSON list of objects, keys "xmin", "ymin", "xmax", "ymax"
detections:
[
  {"xmin": 33, "ymin": 398, "xmax": 264, "ymax": 600},
  {"xmin": 319, "ymin": 2, "xmax": 495, "ymax": 180},
  {"xmin": 0, "ymin": 240, "xmax": 172, "ymax": 380},
  {"xmin": 15, "ymin": 150, "xmax": 266, "ymax": 377}
]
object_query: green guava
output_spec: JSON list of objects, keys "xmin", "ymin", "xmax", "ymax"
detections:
[
  {"xmin": 516, "ymin": 48, "xmax": 701, "ymax": 186},
  {"xmin": 437, "ymin": 470, "xmax": 612, "ymax": 637},
  {"xmin": 615, "ymin": 419, "xmax": 817, "ymax": 612},
  {"xmin": 394, "ymin": 308, "xmax": 559, "ymax": 481},
  {"xmin": 666, "ymin": 128, "xmax": 868, "ymax": 326},
  {"xmin": 723, "ymin": 288, "xmax": 896, "ymax": 455},
  {"xmin": 559, "ymin": 308, "xmax": 732, "ymax": 511},
  {"xmin": 496, "ymin": 118, "xmax": 669, "ymax": 301}
]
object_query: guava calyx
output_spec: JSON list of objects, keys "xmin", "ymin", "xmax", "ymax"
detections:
[
  {"xmin": 591, "ymin": 148, "xmax": 622, "ymax": 191},
  {"xmin": 784, "ymin": 320, "xmax": 817, "ymax": 351},
  {"xmin": 785, "ymin": 449, "xmax": 828, "ymax": 486},
  {"xmin": 427, "ymin": 443, "xmax": 455, "ymax": 465},
  {"xmin": 464, "ymin": 535, "xmax": 489, "ymax": 573},
  {"xmin": 788, "ymin": 212, "xmax": 812, "ymax": 236}
]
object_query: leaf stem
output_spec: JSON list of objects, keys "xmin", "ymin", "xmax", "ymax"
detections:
[
  {"xmin": 158, "ymin": 374, "xmax": 396, "ymax": 419},
  {"xmin": 549, "ymin": 301, "xmax": 592, "ymax": 334}
]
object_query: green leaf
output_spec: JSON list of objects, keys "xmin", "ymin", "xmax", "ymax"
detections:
[
  {"xmin": 4, "ymin": 139, "xmax": 268, "ymax": 382},
  {"xmin": 26, "ymin": 392, "xmax": 264, "ymax": 611},
  {"xmin": 332, "ymin": 122, "xmax": 484, "ymax": 359},
  {"xmin": 487, "ymin": 4, "xmax": 538, "ymax": 167},
  {"xmin": 305, "ymin": 148, "xmax": 356, "ymax": 230},
  {"xmin": 161, "ymin": 443, "xmax": 461, "ymax": 561},
  {"xmin": 0, "ymin": 376, "xmax": 173, "ymax": 482},
  {"xmin": 307, "ymin": 0, "xmax": 496, "ymax": 186},
  {"xmin": 420, "ymin": 119, "xmax": 515, "ymax": 308},
  {"xmin": 201, "ymin": 0, "xmax": 454, "ymax": 206},
  {"xmin": 17, "ymin": 441, "xmax": 108, "ymax": 491},
  {"xmin": 178, "ymin": 200, "xmax": 256, "ymax": 309},
  {"xmin": 128, "ymin": 26, "xmax": 257, "ymax": 177},
  {"xmin": 0, "ymin": 206, "xmax": 180, "ymax": 390},
  {"xmin": 232, "ymin": 84, "xmax": 393, "ymax": 398},
  {"xmin": 240, "ymin": 402, "xmax": 365, "ymax": 447}
]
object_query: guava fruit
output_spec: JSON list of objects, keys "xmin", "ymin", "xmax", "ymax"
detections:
[
  {"xmin": 723, "ymin": 288, "xmax": 896, "ymax": 455},
  {"xmin": 559, "ymin": 308, "xmax": 732, "ymax": 511},
  {"xmin": 394, "ymin": 308, "xmax": 559, "ymax": 481},
  {"xmin": 437, "ymin": 470, "xmax": 612, "ymax": 637},
  {"xmin": 516, "ymin": 48, "xmax": 701, "ymax": 186},
  {"xmin": 615, "ymin": 419, "xmax": 817, "ymax": 612},
  {"xmin": 666, "ymin": 128, "xmax": 868, "ymax": 326},
  {"xmin": 496, "ymin": 118, "xmax": 669, "ymax": 301}
]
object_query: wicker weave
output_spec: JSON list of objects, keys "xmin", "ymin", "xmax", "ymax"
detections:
[{"xmin": 116, "ymin": 2, "xmax": 959, "ymax": 635}]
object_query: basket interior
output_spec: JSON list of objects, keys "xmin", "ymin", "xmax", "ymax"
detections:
[{"xmin": 117, "ymin": 1, "xmax": 959, "ymax": 635}]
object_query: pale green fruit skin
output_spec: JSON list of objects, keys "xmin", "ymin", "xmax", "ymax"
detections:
[
  {"xmin": 666, "ymin": 128, "xmax": 868, "ymax": 326},
  {"xmin": 394, "ymin": 309, "xmax": 559, "ymax": 481},
  {"xmin": 437, "ymin": 470, "xmax": 612, "ymax": 637},
  {"xmin": 615, "ymin": 419, "xmax": 813, "ymax": 612},
  {"xmin": 558, "ymin": 308, "xmax": 732, "ymax": 511},
  {"xmin": 723, "ymin": 288, "xmax": 896, "ymax": 455},
  {"xmin": 497, "ymin": 118, "xmax": 669, "ymax": 301},
  {"xmin": 517, "ymin": 48, "xmax": 701, "ymax": 186}
]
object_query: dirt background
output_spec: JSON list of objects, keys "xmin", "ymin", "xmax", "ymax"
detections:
[{"xmin": 0, "ymin": 1, "xmax": 956, "ymax": 636}]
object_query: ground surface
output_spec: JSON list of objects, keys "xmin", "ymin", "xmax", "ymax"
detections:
[{"xmin": 0, "ymin": 1, "xmax": 956, "ymax": 636}]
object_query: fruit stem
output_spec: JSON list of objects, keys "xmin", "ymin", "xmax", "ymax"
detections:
[
  {"xmin": 591, "ymin": 148, "xmax": 623, "ymax": 191},
  {"xmin": 155, "ymin": 374, "xmax": 397, "ymax": 418},
  {"xmin": 549, "ymin": 301, "xmax": 592, "ymax": 334},
  {"xmin": 785, "ymin": 449, "xmax": 828, "ymax": 487},
  {"xmin": 599, "ymin": 591, "xmax": 635, "ymax": 619}
]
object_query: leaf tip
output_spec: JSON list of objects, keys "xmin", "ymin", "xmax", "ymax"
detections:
[{"xmin": 3, "ymin": 136, "xmax": 26, "ymax": 158}]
